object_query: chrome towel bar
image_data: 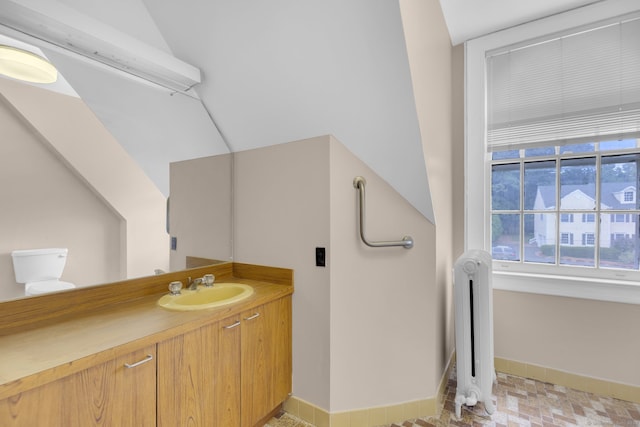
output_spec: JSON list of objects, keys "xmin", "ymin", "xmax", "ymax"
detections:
[{"xmin": 353, "ymin": 176, "xmax": 414, "ymax": 249}]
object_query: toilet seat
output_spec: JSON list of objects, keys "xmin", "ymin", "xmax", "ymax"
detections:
[{"xmin": 25, "ymin": 280, "xmax": 76, "ymax": 296}]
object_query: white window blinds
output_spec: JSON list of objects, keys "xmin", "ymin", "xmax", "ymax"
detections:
[{"xmin": 487, "ymin": 15, "xmax": 640, "ymax": 152}]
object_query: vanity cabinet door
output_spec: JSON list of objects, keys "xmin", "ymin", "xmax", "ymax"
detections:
[
  {"xmin": 0, "ymin": 345, "xmax": 156, "ymax": 427},
  {"xmin": 270, "ymin": 295, "xmax": 293, "ymax": 407},
  {"xmin": 157, "ymin": 316, "xmax": 241, "ymax": 427},
  {"xmin": 241, "ymin": 295, "xmax": 292, "ymax": 427}
]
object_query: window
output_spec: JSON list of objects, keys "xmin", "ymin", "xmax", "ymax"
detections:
[
  {"xmin": 612, "ymin": 214, "xmax": 626, "ymax": 223},
  {"xmin": 624, "ymin": 191, "xmax": 634, "ymax": 202},
  {"xmin": 561, "ymin": 233, "xmax": 573, "ymax": 245},
  {"xmin": 582, "ymin": 213, "xmax": 595, "ymax": 223},
  {"xmin": 491, "ymin": 145, "xmax": 640, "ymax": 270},
  {"xmin": 466, "ymin": 3, "xmax": 640, "ymax": 302},
  {"xmin": 486, "ymin": 13, "xmax": 640, "ymax": 274},
  {"xmin": 582, "ymin": 233, "xmax": 595, "ymax": 246},
  {"xmin": 560, "ymin": 214, "xmax": 574, "ymax": 223}
]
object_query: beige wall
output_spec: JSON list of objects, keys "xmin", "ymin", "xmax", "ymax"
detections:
[
  {"xmin": 494, "ymin": 291, "xmax": 640, "ymax": 386},
  {"xmin": 400, "ymin": 0, "xmax": 455, "ymax": 388},
  {"xmin": 233, "ymin": 136, "xmax": 437, "ymax": 413},
  {"xmin": 0, "ymin": 90, "xmax": 121, "ymax": 300},
  {"xmin": 169, "ymin": 154, "xmax": 233, "ymax": 270},
  {"xmin": 451, "ymin": 45, "xmax": 465, "ymax": 261},
  {"xmin": 0, "ymin": 78, "xmax": 169, "ymax": 299},
  {"xmin": 233, "ymin": 137, "xmax": 331, "ymax": 409},
  {"xmin": 328, "ymin": 137, "xmax": 436, "ymax": 411}
]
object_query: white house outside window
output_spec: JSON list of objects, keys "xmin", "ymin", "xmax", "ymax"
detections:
[
  {"xmin": 465, "ymin": 1, "xmax": 640, "ymax": 303},
  {"xmin": 491, "ymin": 144, "xmax": 640, "ymax": 270}
]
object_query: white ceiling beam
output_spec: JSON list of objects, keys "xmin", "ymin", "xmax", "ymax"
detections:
[{"xmin": 0, "ymin": 0, "xmax": 201, "ymax": 93}]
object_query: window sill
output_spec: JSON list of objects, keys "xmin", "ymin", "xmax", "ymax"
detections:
[{"xmin": 492, "ymin": 270, "xmax": 640, "ymax": 305}]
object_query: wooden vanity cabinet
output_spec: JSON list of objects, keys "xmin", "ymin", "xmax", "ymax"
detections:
[
  {"xmin": 0, "ymin": 345, "xmax": 156, "ymax": 427},
  {"xmin": 0, "ymin": 294, "xmax": 292, "ymax": 427},
  {"xmin": 157, "ymin": 295, "xmax": 292, "ymax": 427}
]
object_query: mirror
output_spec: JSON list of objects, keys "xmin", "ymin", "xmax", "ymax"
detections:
[{"xmin": 0, "ymin": 37, "xmax": 233, "ymax": 302}]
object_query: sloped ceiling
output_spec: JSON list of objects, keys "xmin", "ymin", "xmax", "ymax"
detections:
[
  {"xmin": 44, "ymin": 50, "xmax": 229, "ymax": 195},
  {"xmin": 142, "ymin": 0, "xmax": 433, "ymax": 221},
  {"xmin": 0, "ymin": 0, "xmax": 434, "ymax": 221},
  {"xmin": 1, "ymin": 0, "xmax": 612, "ymax": 222},
  {"xmin": 438, "ymin": 0, "xmax": 604, "ymax": 45},
  {"xmin": 2, "ymin": 0, "xmax": 434, "ymax": 222}
]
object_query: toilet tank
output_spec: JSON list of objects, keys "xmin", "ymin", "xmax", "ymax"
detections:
[{"xmin": 11, "ymin": 248, "xmax": 68, "ymax": 283}]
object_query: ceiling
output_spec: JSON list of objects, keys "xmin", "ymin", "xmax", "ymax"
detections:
[
  {"xmin": 0, "ymin": 0, "xmax": 620, "ymax": 222},
  {"xmin": 0, "ymin": 0, "xmax": 435, "ymax": 221},
  {"xmin": 438, "ymin": 0, "xmax": 605, "ymax": 45}
]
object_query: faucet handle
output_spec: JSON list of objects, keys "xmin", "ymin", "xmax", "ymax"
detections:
[
  {"xmin": 203, "ymin": 274, "xmax": 215, "ymax": 287},
  {"xmin": 168, "ymin": 281, "xmax": 183, "ymax": 295}
]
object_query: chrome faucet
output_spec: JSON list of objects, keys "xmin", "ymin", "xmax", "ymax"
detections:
[{"xmin": 187, "ymin": 277, "xmax": 203, "ymax": 290}]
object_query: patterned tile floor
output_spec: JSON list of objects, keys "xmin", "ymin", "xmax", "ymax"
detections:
[
  {"xmin": 265, "ymin": 370, "xmax": 640, "ymax": 427},
  {"xmin": 264, "ymin": 412, "xmax": 314, "ymax": 427},
  {"xmin": 391, "ymin": 371, "xmax": 640, "ymax": 427}
]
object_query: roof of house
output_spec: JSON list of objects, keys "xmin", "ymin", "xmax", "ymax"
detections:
[{"xmin": 537, "ymin": 182, "xmax": 636, "ymax": 209}]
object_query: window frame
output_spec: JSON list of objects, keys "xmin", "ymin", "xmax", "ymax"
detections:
[{"xmin": 465, "ymin": 0, "xmax": 640, "ymax": 305}]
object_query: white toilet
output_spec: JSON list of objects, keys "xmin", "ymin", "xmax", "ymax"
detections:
[{"xmin": 11, "ymin": 248, "xmax": 76, "ymax": 296}]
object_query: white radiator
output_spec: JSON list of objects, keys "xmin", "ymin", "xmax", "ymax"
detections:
[{"xmin": 453, "ymin": 249, "xmax": 496, "ymax": 418}]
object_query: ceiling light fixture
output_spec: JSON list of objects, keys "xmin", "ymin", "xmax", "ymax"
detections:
[{"xmin": 0, "ymin": 44, "xmax": 57, "ymax": 83}]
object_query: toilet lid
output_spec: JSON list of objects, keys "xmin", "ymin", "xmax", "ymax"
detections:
[{"xmin": 25, "ymin": 280, "xmax": 76, "ymax": 296}]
